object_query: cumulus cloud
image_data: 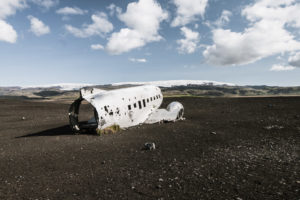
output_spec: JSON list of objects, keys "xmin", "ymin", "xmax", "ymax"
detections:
[
  {"xmin": 177, "ymin": 27, "xmax": 199, "ymax": 54},
  {"xmin": 28, "ymin": 15, "xmax": 50, "ymax": 36},
  {"xmin": 171, "ymin": 0, "xmax": 208, "ymax": 27},
  {"xmin": 204, "ymin": 0, "xmax": 300, "ymax": 66},
  {"xmin": 0, "ymin": 0, "xmax": 26, "ymax": 19},
  {"xmin": 129, "ymin": 58, "xmax": 147, "ymax": 63},
  {"xmin": 56, "ymin": 7, "xmax": 87, "ymax": 15},
  {"xmin": 288, "ymin": 52, "xmax": 300, "ymax": 67},
  {"xmin": 106, "ymin": 0, "xmax": 168, "ymax": 55},
  {"xmin": 107, "ymin": 4, "xmax": 122, "ymax": 16},
  {"xmin": 214, "ymin": 10, "xmax": 232, "ymax": 28},
  {"xmin": 31, "ymin": 0, "xmax": 59, "ymax": 9},
  {"xmin": 205, "ymin": 10, "xmax": 232, "ymax": 28},
  {"xmin": 91, "ymin": 44, "xmax": 104, "ymax": 50},
  {"xmin": 106, "ymin": 29, "xmax": 145, "ymax": 54},
  {"xmin": 65, "ymin": 12, "xmax": 113, "ymax": 38},
  {"xmin": 270, "ymin": 64, "xmax": 295, "ymax": 71},
  {"xmin": 0, "ymin": 20, "xmax": 17, "ymax": 43},
  {"xmin": 204, "ymin": 20, "xmax": 300, "ymax": 65},
  {"xmin": 242, "ymin": 0, "xmax": 300, "ymax": 28},
  {"xmin": 0, "ymin": 0, "xmax": 27, "ymax": 43}
]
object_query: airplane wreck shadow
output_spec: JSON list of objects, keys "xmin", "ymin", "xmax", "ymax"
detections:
[{"xmin": 16, "ymin": 125, "xmax": 96, "ymax": 138}]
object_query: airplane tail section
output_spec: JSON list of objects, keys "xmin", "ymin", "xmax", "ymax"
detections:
[{"xmin": 145, "ymin": 101, "xmax": 184, "ymax": 124}]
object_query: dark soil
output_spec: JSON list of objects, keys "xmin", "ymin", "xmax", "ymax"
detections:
[{"xmin": 0, "ymin": 97, "xmax": 299, "ymax": 200}]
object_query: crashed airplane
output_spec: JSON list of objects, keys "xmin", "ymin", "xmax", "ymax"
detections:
[{"xmin": 69, "ymin": 85, "xmax": 184, "ymax": 134}]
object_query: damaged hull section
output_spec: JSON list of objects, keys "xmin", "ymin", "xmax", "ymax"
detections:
[{"xmin": 69, "ymin": 85, "xmax": 184, "ymax": 134}]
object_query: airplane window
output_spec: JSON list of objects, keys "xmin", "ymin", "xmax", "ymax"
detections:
[
  {"xmin": 150, "ymin": 97, "xmax": 153, "ymax": 101},
  {"xmin": 147, "ymin": 98, "xmax": 149, "ymax": 103},
  {"xmin": 134, "ymin": 103, "xmax": 137, "ymax": 108},
  {"xmin": 138, "ymin": 101, "xmax": 142, "ymax": 109},
  {"xmin": 153, "ymin": 96, "xmax": 156, "ymax": 100},
  {"xmin": 143, "ymin": 99, "xmax": 146, "ymax": 107},
  {"xmin": 128, "ymin": 105, "xmax": 132, "ymax": 110}
]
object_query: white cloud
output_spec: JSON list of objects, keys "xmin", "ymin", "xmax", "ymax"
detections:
[
  {"xmin": 56, "ymin": 7, "xmax": 87, "ymax": 15},
  {"xmin": 0, "ymin": 19, "xmax": 17, "ymax": 43},
  {"xmin": 270, "ymin": 64, "xmax": 295, "ymax": 71},
  {"xmin": 204, "ymin": 0, "xmax": 300, "ymax": 66},
  {"xmin": 129, "ymin": 58, "xmax": 147, "ymax": 63},
  {"xmin": 28, "ymin": 15, "xmax": 50, "ymax": 36},
  {"xmin": 0, "ymin": 0, "xmax": 26, "ymax": 19},
  {"xmin": 0, "ymin": 0, "xmax": 27, "ymax": 43},
  {"xmin": 107, "ymin": 4, "xmax": 122, "ymax": 16},
  {"xmin": 65, "ymin": 12, "xmax": 113, "ymax": 38},
  {"xmin": 177, "ymin": 26, "xmax": 199, "ymax": 54},
  {"xmin": 91, "ymin": 44, "xmax": 104, "ymax": 50},
  {"xmin": 214, "ymin": 10, "xmax": 232, "ymax": 28},
  {"xmin": 171, "ymin": 0, "xmax": 208, "ymax": 27},
  {"xmin": 31, "ymin": 0, "xmax": 59, "ymax": 9},
  {"xmin": 106, "ymin": 0, "xmax": 168, "ymax": 55},
  {"xmin": 242, "ymin": 0, "xmax": 300, "ymax": 28},
  {"xmin": 288, "ymin": 52, "xmax": 300, "ymax": 67},
  {"xmin": 106, "ymin": 29, "xmax": 146, "ymax": 54},
  {"xmin": 204, "ymin": 10, "xmax": 232, "ymax": 28}
]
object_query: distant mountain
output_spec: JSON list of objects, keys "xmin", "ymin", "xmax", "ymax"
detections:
[
  {"xmin": 17, "ymin": 80, "xmax": 234, "ymax": 91},
  {"xmin": 1, "ymin": 80, "xmax": 300, "ymax": 100},
  {"xmin": 112, "ymin": 80, "xmax": 235, "ymax": 87},
  {"xmin": 21, "ymin": 83, "xmax": 94, "ymax": 91}
]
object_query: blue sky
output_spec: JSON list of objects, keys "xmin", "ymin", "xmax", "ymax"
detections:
[{"xmin": 1, "ymin": 0, "xmax": 300, "ymax": 86}]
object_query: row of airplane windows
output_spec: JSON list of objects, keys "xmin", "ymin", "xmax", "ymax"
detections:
[
  {"xmin": 100, "ymin": 94, "xmax": 161, "ymax": 115},
  {"xmin": 128, "ymin": 94, "xmax": 161, "ymax": 110}
]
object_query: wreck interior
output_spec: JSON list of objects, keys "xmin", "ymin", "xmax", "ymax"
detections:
[{"xmin": 69, "ymin": 97, "xmax": 99, "ymax": 134}]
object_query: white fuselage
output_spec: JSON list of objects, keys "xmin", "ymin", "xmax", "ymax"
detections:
[{"xmin": 82, "ymin": 85, "xmax": 163, "ymax": 129}]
